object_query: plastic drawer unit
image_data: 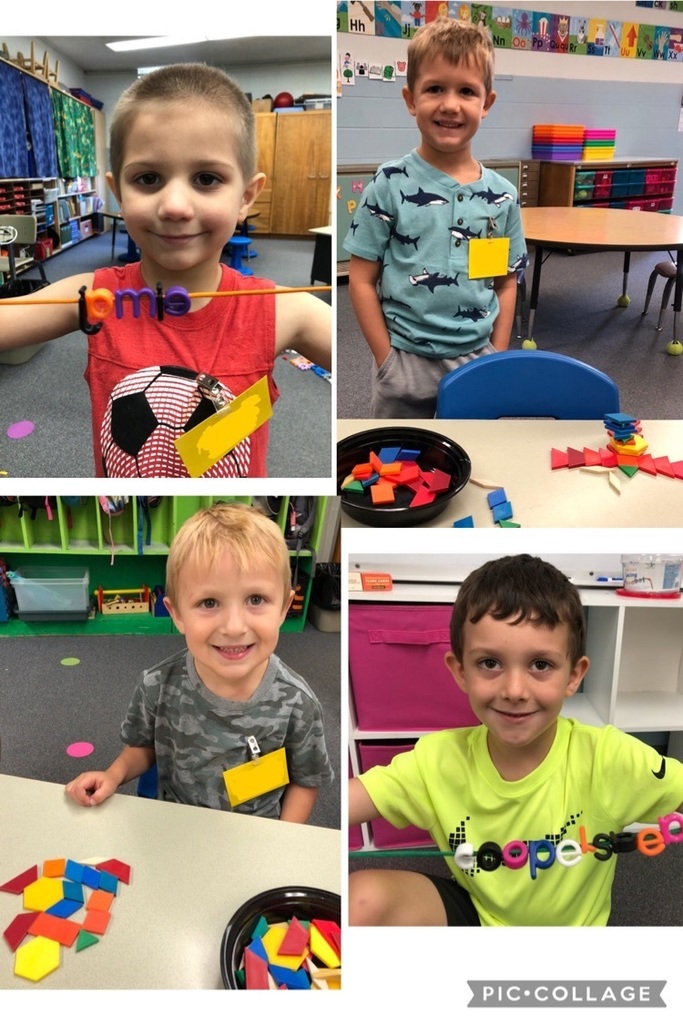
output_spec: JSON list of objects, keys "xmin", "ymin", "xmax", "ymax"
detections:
[
  {"xmin": 349, "ymin": 603, "xmax": 480, "ymax": 731},
  {"xmin": 12, "ymin": 566, "xmax": 90, "ymax": 621}
]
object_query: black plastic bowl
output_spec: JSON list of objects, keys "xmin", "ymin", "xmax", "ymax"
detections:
[
  {"xmin": 338, "ymin": 426, "xmax": 471, "ymax": 527},
  {"xmin": 220, "ymin": 885, "xmax": 341, "ymax": 989}
]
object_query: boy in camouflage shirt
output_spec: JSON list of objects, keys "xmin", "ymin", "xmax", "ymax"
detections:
[{"xmin": 66, "ymin": 503, "xmax": 333, "ymax": 821}]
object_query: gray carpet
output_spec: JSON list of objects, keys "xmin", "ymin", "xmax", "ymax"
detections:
[
  {"xmin": 0, "ymin": 624, "xmax": 340, "ymax": 829},
  {"xmin": 349, "ymin": 843, "xmax": 683, "ymax": 926},
  {"xmin": 0, "ymin": 231, "xmax": 331, "ymax": 478},
  {"xmin": 338, "ymin": 248, "xmax": 683, "ymax": 420}
]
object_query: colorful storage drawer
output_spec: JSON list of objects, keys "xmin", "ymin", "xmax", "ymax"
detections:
[
  {"xmin": 593, "ymin": 184, "xmax": 611, "ymax": 198},
  {"xmin": 573, "ymin": 184, "xmax": 594, "ymax": 201},
  {"xmin": 357, "ymin": 742, "xmax": 434, "ymax": 848},
  {"xmin": 594, "ymin": 171, "xmax": 613, "ymax": 186},
  {"xmin": 349, "ymin": 603, "xmax": 480, "ymax": 731}
]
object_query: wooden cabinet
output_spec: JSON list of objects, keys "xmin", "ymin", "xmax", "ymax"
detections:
[
  {"xmin": 256, "ymin": 111, "xmax": 331, "ymax": 236},
  {"xmin": 253, "ymin": 113, "xmax": 277, "ymax": 233},
  {"xmin": 348, "ymin": 577, "xmax": 683, "ymax": 853},
  {"xmin": 538, "ymin": 158, "xmax": 678, "ymax": 213}
]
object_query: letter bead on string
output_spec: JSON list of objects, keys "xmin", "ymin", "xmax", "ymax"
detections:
[{"xmin": 2, "ymin": 282, "xmax": 331, "ymax": 335}]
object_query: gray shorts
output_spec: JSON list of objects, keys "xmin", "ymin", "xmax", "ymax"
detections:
[{"xmin": 371, "ymin": 343, "xmax": 496, "ymax": 419}]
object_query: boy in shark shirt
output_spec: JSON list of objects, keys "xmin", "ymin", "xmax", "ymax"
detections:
[{"xmin": 344, "ymin": 18, "xmax": 527, "ymax": 417}]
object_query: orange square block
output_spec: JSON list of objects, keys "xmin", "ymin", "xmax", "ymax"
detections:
[
  {"xmin": 351, "ymin": 463, "xmax": 373, "ymax": 480},
  {"xmin": 81, "ymin": 910, "xmax": 111, "ymax": 936},
  {"xmin": 379, "ymin": 461, "xmax": 402, "ymax": 476},
  {"xmin": 42, "ymin": 859, "xmax": 66, "ymax": 878},
  {"xmin": 28, "ymin": 912, "xmax": 80, "ymax": 947},
  {"xmin": 370, "ymin": 481, "xmax": 395, "ymax": 505},
  {"xmin": 86, "ymin": 890, "xmax": 115, "ymax": 913}
]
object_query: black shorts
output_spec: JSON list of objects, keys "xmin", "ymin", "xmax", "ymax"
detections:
[{"xmin": 423, "ymin": 873, "xmax": 481, "ymax": 926}]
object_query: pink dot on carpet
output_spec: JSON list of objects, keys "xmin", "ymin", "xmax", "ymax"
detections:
[
  {"xmin": 66, "ymin": 742, "xmax": 94, "ymax": 758},
  {"xmin": 7, "ymin": 420, "xmax": 35, "ymax": 439}
]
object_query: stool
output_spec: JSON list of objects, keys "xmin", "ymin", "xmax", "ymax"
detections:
[
  {"xmin": 226, "ymin": 235, "xmax": 253, "ymax": 276},
  {"xmin": 642, "ymin": 260, "xmax": 677, "ymax": 331},
  {"xmin": 237, "ymin": 220, "xmax": 258, "ymax": 259}
]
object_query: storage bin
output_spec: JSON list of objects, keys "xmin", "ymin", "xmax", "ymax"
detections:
[
  {"xmin": 574, "ymin": 171, "xmax": 595, "ymax": 186},
  {"xmin": 357, "ymin": 742, "xmax": 434, "ymax": 848},
  {"xmin": 349, "ymin": 756, "xmax": 363, "ymax": 851},
  {"xmin": 573, "ymin": 184, "xmax": 594, "ymax": 201},
  {"xmin": 593, "ymin": 184, "xmax": 611, "ymax": 198},
  {"xmin": 594, "ymin": 170, "xmax": 613, "ymax": 186},
  {"xmin": 349, "ymin": 603, "xmax": 480, "ymax": 730},
  {"xmin": 12, "ymin": 565, "xmax": 90, "ymax": 621}
]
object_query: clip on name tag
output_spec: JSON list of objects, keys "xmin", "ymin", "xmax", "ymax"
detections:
[
  {"xmin": 174, "ymin": 375, "xmax": 272, "ymax": 477},
  {"xmin": 468, "ymin": 236, "xmax": 510, "ymax": 279},
  {"xmin": 223, "ymin": 735, "xmax": 289, "ymax": 808}
]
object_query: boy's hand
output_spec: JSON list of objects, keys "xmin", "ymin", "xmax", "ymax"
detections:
[{"xmin": 65, "ymin": 771, "xmax": 118, "ymax": 807}]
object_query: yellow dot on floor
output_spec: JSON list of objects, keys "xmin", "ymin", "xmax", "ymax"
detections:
[{"xmin": 60, "ymin": 657, "xmax": 80, "ymax": 666}]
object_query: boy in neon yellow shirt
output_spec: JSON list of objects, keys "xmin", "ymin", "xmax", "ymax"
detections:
[{"xmin": 349, "ymin": 554, "xmax": 683, "ymax": 926}]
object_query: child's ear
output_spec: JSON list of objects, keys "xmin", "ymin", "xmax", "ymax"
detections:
[
  {"xmin": 402, "ymin": 85, "xmax": 416, "ymax": 116},
  {"xmin": 444, "ymin": 651, "xmax": 468, "ymax": 694},
  {"xmin": 163, "ymin": 596, "xmax": 185, "ymax": 635},
  {"xmin": 106, "ymin": 171, "xmax": 122, "ymax": 207},
  {"xmin": 280, "ymin": 589, "xmax": 295, "ymax": 624},
  {"xmin": 481, "ymin": 90, "xmax": 497, "ymax": 118},
  {"xmin": 239, "ymin": 173, "xmax": 266, "ymax": 221},
  {"xmin": 566, "ymin": 655, "xmax": 590, "ymax": 697}
]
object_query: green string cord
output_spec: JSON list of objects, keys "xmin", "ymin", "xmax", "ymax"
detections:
[{"xmin": 350, "ymin": 848, "xmax": 451, "ymax": 858}]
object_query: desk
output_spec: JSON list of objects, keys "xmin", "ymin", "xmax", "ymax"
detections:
[
  {"xmin": 520, "ymin": 207, "xmax": 683, "ymax": 347},
  {"xmin": 338, "ymin": 418, "xmax": 683, "ymax": 527},
  {"xmin": 0, "ymin": 774, "xmax": 340, "ymax": 989},
  {"xmin": 309, "ymin": 225, "xmax": 332, "ymax": 285}
]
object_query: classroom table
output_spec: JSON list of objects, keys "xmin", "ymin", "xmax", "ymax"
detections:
[
  {"xmin": 338, "ymin": 418, "xmax": 683, "ymax": 527},
  {"xmin": 520, "ymin": 207, "xmax": 683, "ymax": 347},
  {"xmin": 0, "ymin": 774, "xmax": 340, "ymax": 989}
]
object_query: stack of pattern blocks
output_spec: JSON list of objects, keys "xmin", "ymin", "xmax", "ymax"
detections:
[
  {"xmin": 240, "ymin": 913, "xmax": 341, "ymax": 989},
  {"xmin": 341, "ymin": 447, "xmax": 452, "ymax": 509},
  {"xmin": 550, "ymin": 413, "xmax": 683, "ymax": 494}
]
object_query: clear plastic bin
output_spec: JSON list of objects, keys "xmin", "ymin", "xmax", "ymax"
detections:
[{"xmin": 12, "ymin": 566, "xmax": 90, "ymax": 620}]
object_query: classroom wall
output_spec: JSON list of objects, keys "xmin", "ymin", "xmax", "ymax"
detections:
[{"xmin": 338, "ymin": 2, "xmax": 683, "ymax": 214}]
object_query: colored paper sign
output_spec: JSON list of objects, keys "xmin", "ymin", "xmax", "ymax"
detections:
[
  {"xmin": 174, "ymin": 375, "xmax": 272, "ymax": 478},
  {"xmin": 469, "ymin": 236, "xmax": 510, "ymax": 278}
]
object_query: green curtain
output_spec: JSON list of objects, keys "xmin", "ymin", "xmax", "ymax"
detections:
[{"xmin": 50, "ymin": 91, "xmax": 97, "ymax": 178}]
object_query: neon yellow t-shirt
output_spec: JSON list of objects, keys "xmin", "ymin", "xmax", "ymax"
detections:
[{"xmin": 359, "ymin": 718, "xmax": 683, "ymax": 925}]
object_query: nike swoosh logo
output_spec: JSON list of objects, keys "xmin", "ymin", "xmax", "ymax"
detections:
[{"xmin": 652, "ymin": 757, "xmax": 666, "ymax": 779}]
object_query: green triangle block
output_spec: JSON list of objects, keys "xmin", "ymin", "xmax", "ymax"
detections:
[
  {"xmin": 251, "ymin": 914, "xmax": 269, "ymax": 939},
  {"xmin": 342, "ymin": 479, "xmax": 364, "ymax": 492},
  {"xmin": 76, "ymin": 930, "xmax": 99, "ymax": 952},
  {"xmin": 618, "ymin": 465, "xmax": 639, "ymax": 477},
  {"xmin": 499, "ymin": 520, "xmax": 520, "ymax": 527}
]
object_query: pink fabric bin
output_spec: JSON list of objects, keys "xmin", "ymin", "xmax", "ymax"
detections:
[
  {"xmin": 349, "ymin": 603, "xmax": 480, "ymax": 730},
  {"xmin": 358, "ymin": 742, "xmax": 433, "ymax": 848}
]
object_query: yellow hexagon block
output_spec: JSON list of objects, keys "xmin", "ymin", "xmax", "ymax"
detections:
[
  {"xmin": 14, "ymin": 936, "xmax": 61, "ymax": 982},
  {"xmin": 23, "ymin": 877, "xmax": 63, "ymax": 912}
]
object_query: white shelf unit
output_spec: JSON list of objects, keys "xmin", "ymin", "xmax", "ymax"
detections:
[{"xmin": 348, "ymin": 582, "xmax": 683, "ymax": 852}]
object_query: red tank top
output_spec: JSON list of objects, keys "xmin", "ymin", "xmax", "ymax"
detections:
[{"xmin": 86, "ymin": 262, "xmax": 278, "ymax": 477}]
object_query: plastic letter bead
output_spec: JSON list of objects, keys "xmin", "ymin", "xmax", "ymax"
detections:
[{"xmin": 164, "ymin": 286, "xmax": 192, "ymax": 317}]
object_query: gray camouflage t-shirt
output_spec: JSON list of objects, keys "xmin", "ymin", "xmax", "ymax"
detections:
[{"xmin": 120, "ymin": 649, "xmax": 334, "ymax": 817}]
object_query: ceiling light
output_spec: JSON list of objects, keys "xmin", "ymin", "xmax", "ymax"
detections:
[{"xmin": 107, "ymin": 35, "xmax": 208, "ymax": 53}]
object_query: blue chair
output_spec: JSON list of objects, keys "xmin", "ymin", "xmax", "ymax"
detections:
[
  {"xmin": 435, "ymin": 350, "xmax": 620, "ymax": 420},
  {"xmin": 225, "ymin": 235, "xmax": 253, "ymax": 275},
  {"xmin": 137, "ymin": 764, "xmax": 158, "ymax": 799}
]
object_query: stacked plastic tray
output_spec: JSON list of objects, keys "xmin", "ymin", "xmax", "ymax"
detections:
[
  {"xmin": 582, "ymin": 129, "xmax": 616, "ymax": 161},
  {"xmin": 532, "ymin": 124, "xmax": 585, "ymax": 161}
]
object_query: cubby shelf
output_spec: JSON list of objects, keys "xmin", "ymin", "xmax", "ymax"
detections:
[{"xmin": 0, "ymin": 496, "xmax": 328, "ymax": 634}]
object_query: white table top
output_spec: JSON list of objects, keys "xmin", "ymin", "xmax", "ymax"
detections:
[
  {"xmin": 338, "ymin": 419, "xmax": 683, "ymax": 527},
  {"xmin": 0, "ymin": 774, "xmax": 340, "ymax": 989}
]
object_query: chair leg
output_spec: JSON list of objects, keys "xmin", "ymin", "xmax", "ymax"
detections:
[
  {"xmin": 657, "ymin": 278, "xmax": 675, "ymax": 332},
  {"xmin": 642, "ymin": 268, "xmax": 659, "ymax": 315}
]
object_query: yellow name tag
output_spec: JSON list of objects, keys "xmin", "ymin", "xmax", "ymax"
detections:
[
  {"xmin": 174, "ymin": 375, "xmax": 272, "ymax": 477},
  {"xmin": 468, "ymin": 236, "xmax": 510, "ymax": 279},
  {"xmin": 223, "ymin": 747, "xmax": 289, "ymax": 808}
]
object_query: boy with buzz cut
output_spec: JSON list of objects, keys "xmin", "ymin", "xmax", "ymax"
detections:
[
  {"xmin": 344, "ymin": 18, "xmax": 528, "ymax": 418},
  {"xmin": 349, "ymin": 554, "xmax": 683, "ymax": 926},
  {"xmin": 66, "ymin": 503, "xmax": 334, "ymax": 822},
  {"xmin": 0, "ymin": 63, "xmax": 331, "ymax": 477}
]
